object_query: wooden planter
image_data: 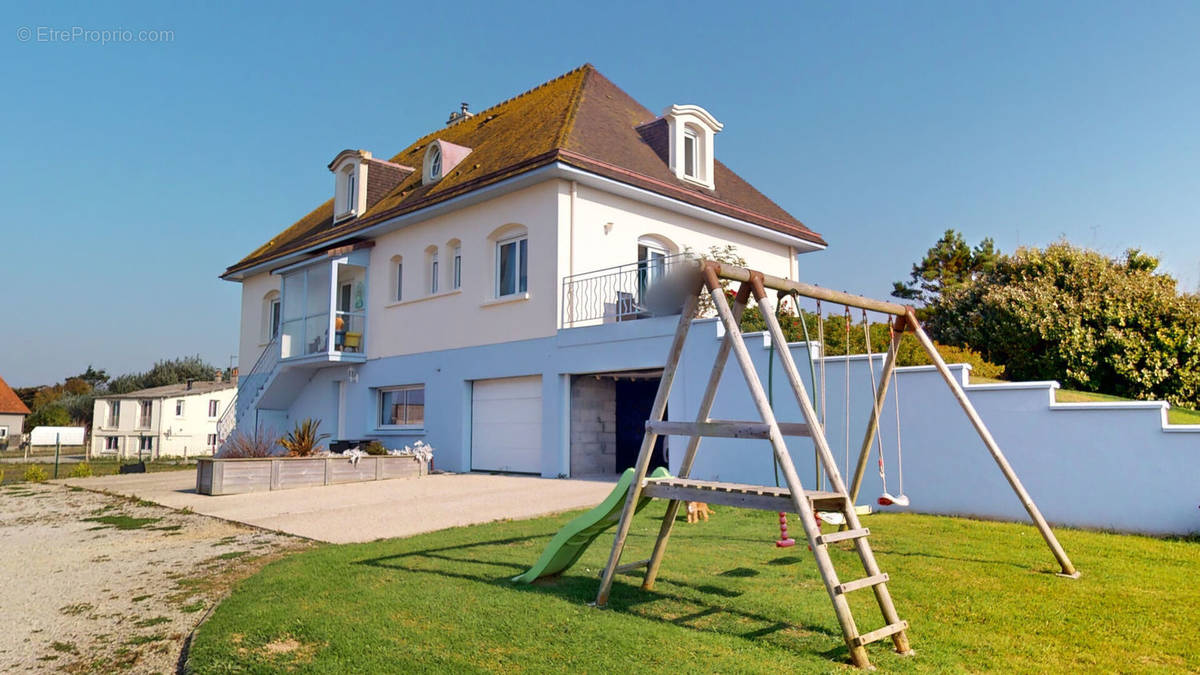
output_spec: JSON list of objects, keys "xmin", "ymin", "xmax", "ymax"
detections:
[{"xmin": 195, "ymin": 455, "xmax": 426, "ymax": 496}]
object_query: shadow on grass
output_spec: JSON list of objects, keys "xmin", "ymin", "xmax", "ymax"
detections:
[{"xmin": 352, "ymin": 536, "xmax": 847, "ymax": 662}]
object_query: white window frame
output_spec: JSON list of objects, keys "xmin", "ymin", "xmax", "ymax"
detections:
[
  {"xmin": 428, "ymin": 144, "xmax": 442, "ymax": 180},
  {"xmin": 345, "ymin": 168, "xmax": 357, "ymax": 213},
  {"xmin": 430, "ymin": 254, "xmax": 439, "ymax": 294},
  {"xmin": 138, "ymin": 400, "xmax": 153, "ymax": 429},
  {"xmin": 139, "ymin": 436, "xmax": 153, "ymax": 452},
  {"xmin": 452, "ymin": 246, "xmax": 462, "ymax": 289},
  {"xmin": 208, "ymin": 400, "xmax": 219, "ymax": 418},
  {"xmin": 495, "ymin": 234, "xmax": 528, "ymax": 298},
  {"xmin": 395, "ymin": 260, "xmax": 404, "ymax": 301},
  {"xmin": 105, "ymin": 436, "xmax": 119, "ymax": 451},
  {"xmin": 683, "ymin": 128, "xmax": 699, "ymax": 179},
  {"xmin": 207, "ymin": 433, "xmax": 218, "ymax": 449},
  {"xmin": 0, "ymin": 426, "xmax": 7, "ymax": 439},
  {"xmin": 269, "ymin": 298, "xmax": 282, "ymax": 340},
  {"xmin": 376, "ymin": 384, "xmax": 426, "ymax": 430},
  {"xmin": 107, "ymin": 401, "xmax": 120, "ymax": 428},
  {"xmin": 175, "ymin": 399, "xmax": 185, "ymax": 417}
]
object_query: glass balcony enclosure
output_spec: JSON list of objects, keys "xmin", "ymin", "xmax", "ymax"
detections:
[{"xmin": 279, "ymin": 250, "xmax": 368, "ymax": 362}]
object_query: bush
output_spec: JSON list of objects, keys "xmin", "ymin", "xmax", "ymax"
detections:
[
  {"xmin": 218, "ymin": 428, "xmax": 281, "ymax": 458},
  {"xmin": 928, "ymin": 243, "xmax": 1200, "ymax": 407},
  {"xmin": 363, "ymin": 441, "xmax": 387, "ymax": 456},
  {"xmin": 280, "ymin": 418, "xmax": 330, "ymax": 458},
  {"xmin": 24, "ymin": 465, "xmax": 49, "ymax": 483},
  {"xmin": 68, "ymin": 462, "xmax": 93, "ymax": 478}
]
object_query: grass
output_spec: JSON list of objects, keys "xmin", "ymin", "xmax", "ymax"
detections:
[
  {"xmin": 81, "ymin": 515, "xmax": 162, "ymax": 530},
  {"xmin": 188, "ymin": 504, "xmax": 1199, "ymax": 673},
  {"xmin": 0, "ymin": 458, "xmax": 195, "ymax": 485},
  {"xmin": 968, "ymin": 376, "xmax": 1200, "ymax": 425}
]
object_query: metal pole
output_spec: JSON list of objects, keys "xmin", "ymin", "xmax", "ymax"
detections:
[
  {"xmin": 906, "ymin": 310, "xmax": 1078, "ymax": 577},
  {"xmin": 54, "ymin": 433, "xmax": 61, "ymax": 479}
]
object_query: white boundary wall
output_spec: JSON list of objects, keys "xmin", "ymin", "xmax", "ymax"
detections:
[{"xmin": 667, "ymin": 321, "xmax": 1200, "ymax": 535}]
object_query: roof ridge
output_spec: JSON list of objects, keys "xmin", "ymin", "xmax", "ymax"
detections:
[
  {"xmin": 553, "ymin": 65, "xmax": 592, "ymax": 149},
  {"xmin": 387, "ymin": 63, "xmax": 594, "ymax": 164}
]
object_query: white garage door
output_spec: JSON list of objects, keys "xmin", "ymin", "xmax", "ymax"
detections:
[{"xmin": 471, "ymin": 375, "xmax": 542, "ymax": 473}]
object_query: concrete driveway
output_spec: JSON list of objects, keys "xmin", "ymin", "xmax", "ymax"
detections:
[{"xmin": 61, "ymin": 470, "xmax": 619, "ymax": 544}]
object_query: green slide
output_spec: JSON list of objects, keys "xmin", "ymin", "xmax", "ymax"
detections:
[{"xmin": 512, "ymin": 466, "xmax": 671, "ymax": 583}]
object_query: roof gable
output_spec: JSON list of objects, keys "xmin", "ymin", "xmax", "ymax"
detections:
[{"xmin": 0, "ymin": 375, "xmax": 31, "ymax": 416}]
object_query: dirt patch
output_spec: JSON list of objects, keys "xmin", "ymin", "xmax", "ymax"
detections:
[{"xmin": 0, "ymin": 482, "xmax": 311, "ymax": 673}]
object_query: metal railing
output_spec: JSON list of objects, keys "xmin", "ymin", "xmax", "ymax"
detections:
[
  {"xmin": 216, "ymin": 334, "xmax": 279, "ymax": 445},
  {"xmin": 561, "ymin": 253, "xmax": 695, "ymax": 327}
]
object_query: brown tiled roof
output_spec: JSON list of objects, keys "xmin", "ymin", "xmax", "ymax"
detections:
[
  {"xmin": 0, "ymin": 375, "xmax": 31, "ymax": 416},
  {"xmin": 224, "ymin": 64, "xmax": 823, "ymax": 278}
]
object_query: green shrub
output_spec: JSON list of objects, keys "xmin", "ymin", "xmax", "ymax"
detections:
[
  {"xmin": 898, "ymin": 342, "xmax": 1005, "ymax": 379},
  {"xmin": 24, "ymin": 465, "xmax": 49, "ymax": 483},
  {"xmin": 68, "ymin": 462, "xmax": 93, "ymax": 478},
  {"xmin": 0, "ymin": 469, "xmax": 5, "ymax": 485},
  {"xmin": 280, "ymin": 418, "xmax": 330, "ymax": 458},
  {"xmin": 363, "ymin": 441, "xmax": 387, "ymax": 456}
]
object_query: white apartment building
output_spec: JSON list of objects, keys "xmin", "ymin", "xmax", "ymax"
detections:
[{"xmin": 91, "ymin": 377, "xmax": 236, "ymax": 459}]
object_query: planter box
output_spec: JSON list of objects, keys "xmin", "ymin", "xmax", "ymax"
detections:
[{"xmin": 196, "ymin": 455, "xmax": 426, "ymax": 496}]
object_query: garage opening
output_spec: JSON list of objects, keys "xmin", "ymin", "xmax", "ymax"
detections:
[{"xmin": 570, "ymin": 370, "xmax": 666, "ymax": 476}]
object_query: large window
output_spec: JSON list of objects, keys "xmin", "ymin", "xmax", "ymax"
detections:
[
  {"xmin": 107, "ymin": 401, "xmax": 120, "ymax": 428},
  {"xmin": 138, "ymin": 400, "xmax": 153, "ymax": 429},
  {"xmin": 496, "ymin": 235, "xmax": 528, "ymax": 297},
  {"xmin": 378, "ymin": 385, "xmax": 425, "ymax": 429}
]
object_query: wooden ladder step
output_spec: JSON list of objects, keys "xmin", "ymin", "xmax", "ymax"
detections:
[
  {"xmin": 646, "ymin": 420, "xmax": 811, "ymax": 439},
  {"xmin": 835, "ymin": 572, "xmax": 889, "ymax": 595},
  {"xmin": 851, "ymin": 620, "xmax": 908, "ymax": 647},
  {"xmin": 815, "ymin": 527, "xmax": 870, "ymax": 546},
  {"xmin": 641, "ymin": 477, "xmax": 845, "ymax": 513}
]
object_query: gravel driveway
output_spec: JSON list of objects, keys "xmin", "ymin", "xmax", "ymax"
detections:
[{"xmin": 0, "ymin": 481, "xmax": 309, "ymax": 673}]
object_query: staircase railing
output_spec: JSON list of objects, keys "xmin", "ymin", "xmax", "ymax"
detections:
[{"xmin": 216, "ymin": 335, "xmax": 279, "ymax": 445}]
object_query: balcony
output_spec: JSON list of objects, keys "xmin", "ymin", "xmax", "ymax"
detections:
[
  {"xmin": 279, "ymin": 249, "xmax": 368, "ymax": 365},
  {"xmin": 561, "ymin": 253, "xmax": 696, "ymax": 328}
]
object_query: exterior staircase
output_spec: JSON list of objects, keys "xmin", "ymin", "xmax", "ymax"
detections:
[{"xmin": 216, "ymin": 336, "xmax": 279, "ymax": 448}]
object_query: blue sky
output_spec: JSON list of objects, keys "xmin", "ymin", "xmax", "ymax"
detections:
[{"xmin": 2, "ymin": 1, "xmax": 1198, "ymax": 386}]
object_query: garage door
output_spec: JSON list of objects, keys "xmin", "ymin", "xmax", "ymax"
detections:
[{"xmin": 471, "ymin": 375, "xmax": 542, "ymax": 473}]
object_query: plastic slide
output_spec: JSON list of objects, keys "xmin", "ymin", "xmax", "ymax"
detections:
[{"xmin": 511, "ymin": 466, "xmax": 671, "ymax": 583}]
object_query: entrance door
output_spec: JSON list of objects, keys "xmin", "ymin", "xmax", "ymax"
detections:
[{"xmin": 615, "ymin": 378, "xmax": 667, "ymax": 473}]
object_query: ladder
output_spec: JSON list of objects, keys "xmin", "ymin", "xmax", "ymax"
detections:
[{"xmin": 594, "ymin": 263, "xmax": 912, "ymax": 669}]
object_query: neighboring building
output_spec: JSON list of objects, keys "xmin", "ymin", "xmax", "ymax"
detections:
[
  {"xmin": 220, "ymin": 64, "xmax": 826, "ymax": 476},
  {"xmin": 91, "ymin": 374, "xmax": 236, "ymax": 459},
  {"xmin": 0, "ymin": 375, "xmax": 31, "ymax": 448}
]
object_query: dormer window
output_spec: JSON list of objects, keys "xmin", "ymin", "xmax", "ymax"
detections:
[
  {"xmin": 422, "ymin": 139, "xmax": 472, "ymax": 185},
  {"xmin": 428, "ymin": 144, "xmax": 442, "ymax": 180},
  {"xmin": 328, "ymin": 149, "xmax": 371, "ymax": 222},
  {"xmin": 662, "ymin": 105, "xmax": 723, "ymax": 190}
]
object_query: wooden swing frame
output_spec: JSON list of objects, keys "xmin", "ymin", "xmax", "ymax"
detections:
[{"xmin": 593, "ymin": 260, "xmax": 1078, "ymax": 669}]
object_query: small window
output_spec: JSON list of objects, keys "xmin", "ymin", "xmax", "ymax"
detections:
[
  {"xmin": 0, "ymin": 426, "xmax": 7, "ymax": 439},
  {"xmin": 428, "ymin": 144, "xmax": 442, "ymax": 180},
  {"xmin": 378, "ymin": 385, "xmax": 425, "ymax": 428},
  {"xmin": 207, "ymin": 433, "xmax": 218, "ymax": 449},
  {"xmin": 396, "ymin": 260, "xmax": 404, "ymax": 301},
  {"xmin": 105, "ymin": 436, "xmax": 119, "ymax": 451},
  {"xmin": 345, "ymin": 168, "xmax": 358, "ymax": 212},
  {"xmin": 175, "ymin": 400, "xmax": 185, "ymax": 416},
  {"xmin": 496, "ymin": 236, "xmax": 528, "ymax": 297},
  {"xmin": 108, "ymin": 402, "xmax": 120, "ymax": 427},
  {"xmin": 140, "ymin": 436, "xmax": 153, "ymax": 452},
  {"xmin": 431, "ymin": 255, "xmax": 439, "ymax": 294},
  {"xmin": 269, "ymin": 298, "xmax": 282, "ymax": 339},
  {"xmin": 138, "ymin": 400, "xmax": 153, "ymax": 428},
  {"xmin": 683, "ymin": 129, "xmax": 698, "ymax": 178},
  {"xmin": 208, "ymin": 400, "xmax": 219, "ymax": 417},
  {"xmin": 452, "ymin": 246, "xmax": 462, "ymax": 289}
]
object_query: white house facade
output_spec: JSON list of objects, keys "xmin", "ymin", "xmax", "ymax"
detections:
[
  {"xmin": 92, "ymin": 378, "xmax": 236, "ymax": 459},
  {"xmin": 220, "ymin": 65, "xmax": 826, "ymax": 477}
]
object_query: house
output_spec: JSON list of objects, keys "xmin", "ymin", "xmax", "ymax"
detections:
[
  {"xmin": 0, "ymin": 375, "xmax": 31, "ymax": 448},
  {"xmin": 220, "ymin": 64, "xmax": 826, "ymax": 477},
  {"xmin": 91, "ymin": 374, "xmax": 236, "ymax": 459}
]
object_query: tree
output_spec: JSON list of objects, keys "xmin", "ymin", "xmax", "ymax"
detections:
[
  {"xmin": 24, "ymin": 405, "xmax": 71, "ymax": 433},
  {"xmin": 108, "ymin": 356, "xmax": 219, "ymax": 394},
  {"xmin": 928, "ymin": 242, "xmax": 1200, "ymax": 408},
  {"xmin": 892, "ymin": 229, "xmax": 999, "ymax": 306}
]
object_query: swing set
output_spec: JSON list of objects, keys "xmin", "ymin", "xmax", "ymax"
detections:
[{"xmin": 594, "ymin": 260, "xmax": 1078, "ymax": 669}]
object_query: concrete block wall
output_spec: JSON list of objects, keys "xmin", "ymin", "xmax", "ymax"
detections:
[{"xmin": 570, "ymin": 376, "xmax": 616, "ymax": 475}]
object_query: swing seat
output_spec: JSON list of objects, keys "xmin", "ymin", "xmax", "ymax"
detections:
[{"xmin": 877, "ymin": 493, "xmax": 910, "ymax": 507}]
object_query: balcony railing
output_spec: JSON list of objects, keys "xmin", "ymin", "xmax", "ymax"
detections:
[{"xmin": 561, "ymin": 253, "xmax": 695, "ymax": 327}]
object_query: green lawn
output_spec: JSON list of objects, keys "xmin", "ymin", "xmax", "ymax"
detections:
[
  {"xmin": 188, "ymin": 504, "xmax": 1198, "ymax": 673},
  {"xmin": 0, "ymin": 458, "xmax": 196, "ymax": 485}
]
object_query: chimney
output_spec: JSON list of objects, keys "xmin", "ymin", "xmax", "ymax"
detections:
[
  {"xmin": 231, "ymin": 367, "xmax": 239, "ymax": 385},
  {"xmin": 214, "ymin": 369, "xmax": 223, "ymax": 383},
  {"xmin": 186, "ymin": 379, "xmax": 195, "ymax": 390},
  {"xmin": 445, "ymin": 102, "xmax": 473, "ymax": 126}
]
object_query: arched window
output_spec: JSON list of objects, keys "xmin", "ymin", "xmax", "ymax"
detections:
[
  {"xmin": 425, "ymin": 246, "xmax": 440, "ymax": 295},
  {"xmin": 390, "ymin": 255, "xmax": 403, "ymax": 302},
  {"xmin": 637, "ymin": 236, "xmax": 676, "ymax": 302},
  {"xmin": 427, "ymin": 144, "xmax": 442, "ymax": 181},
  {"xmin": 344, "ymin": 166, "xmax": 358, "ymax": 213},
  {"xmin": 446, "ymin": 238, "xmax": 462, "ymax": 290}
]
